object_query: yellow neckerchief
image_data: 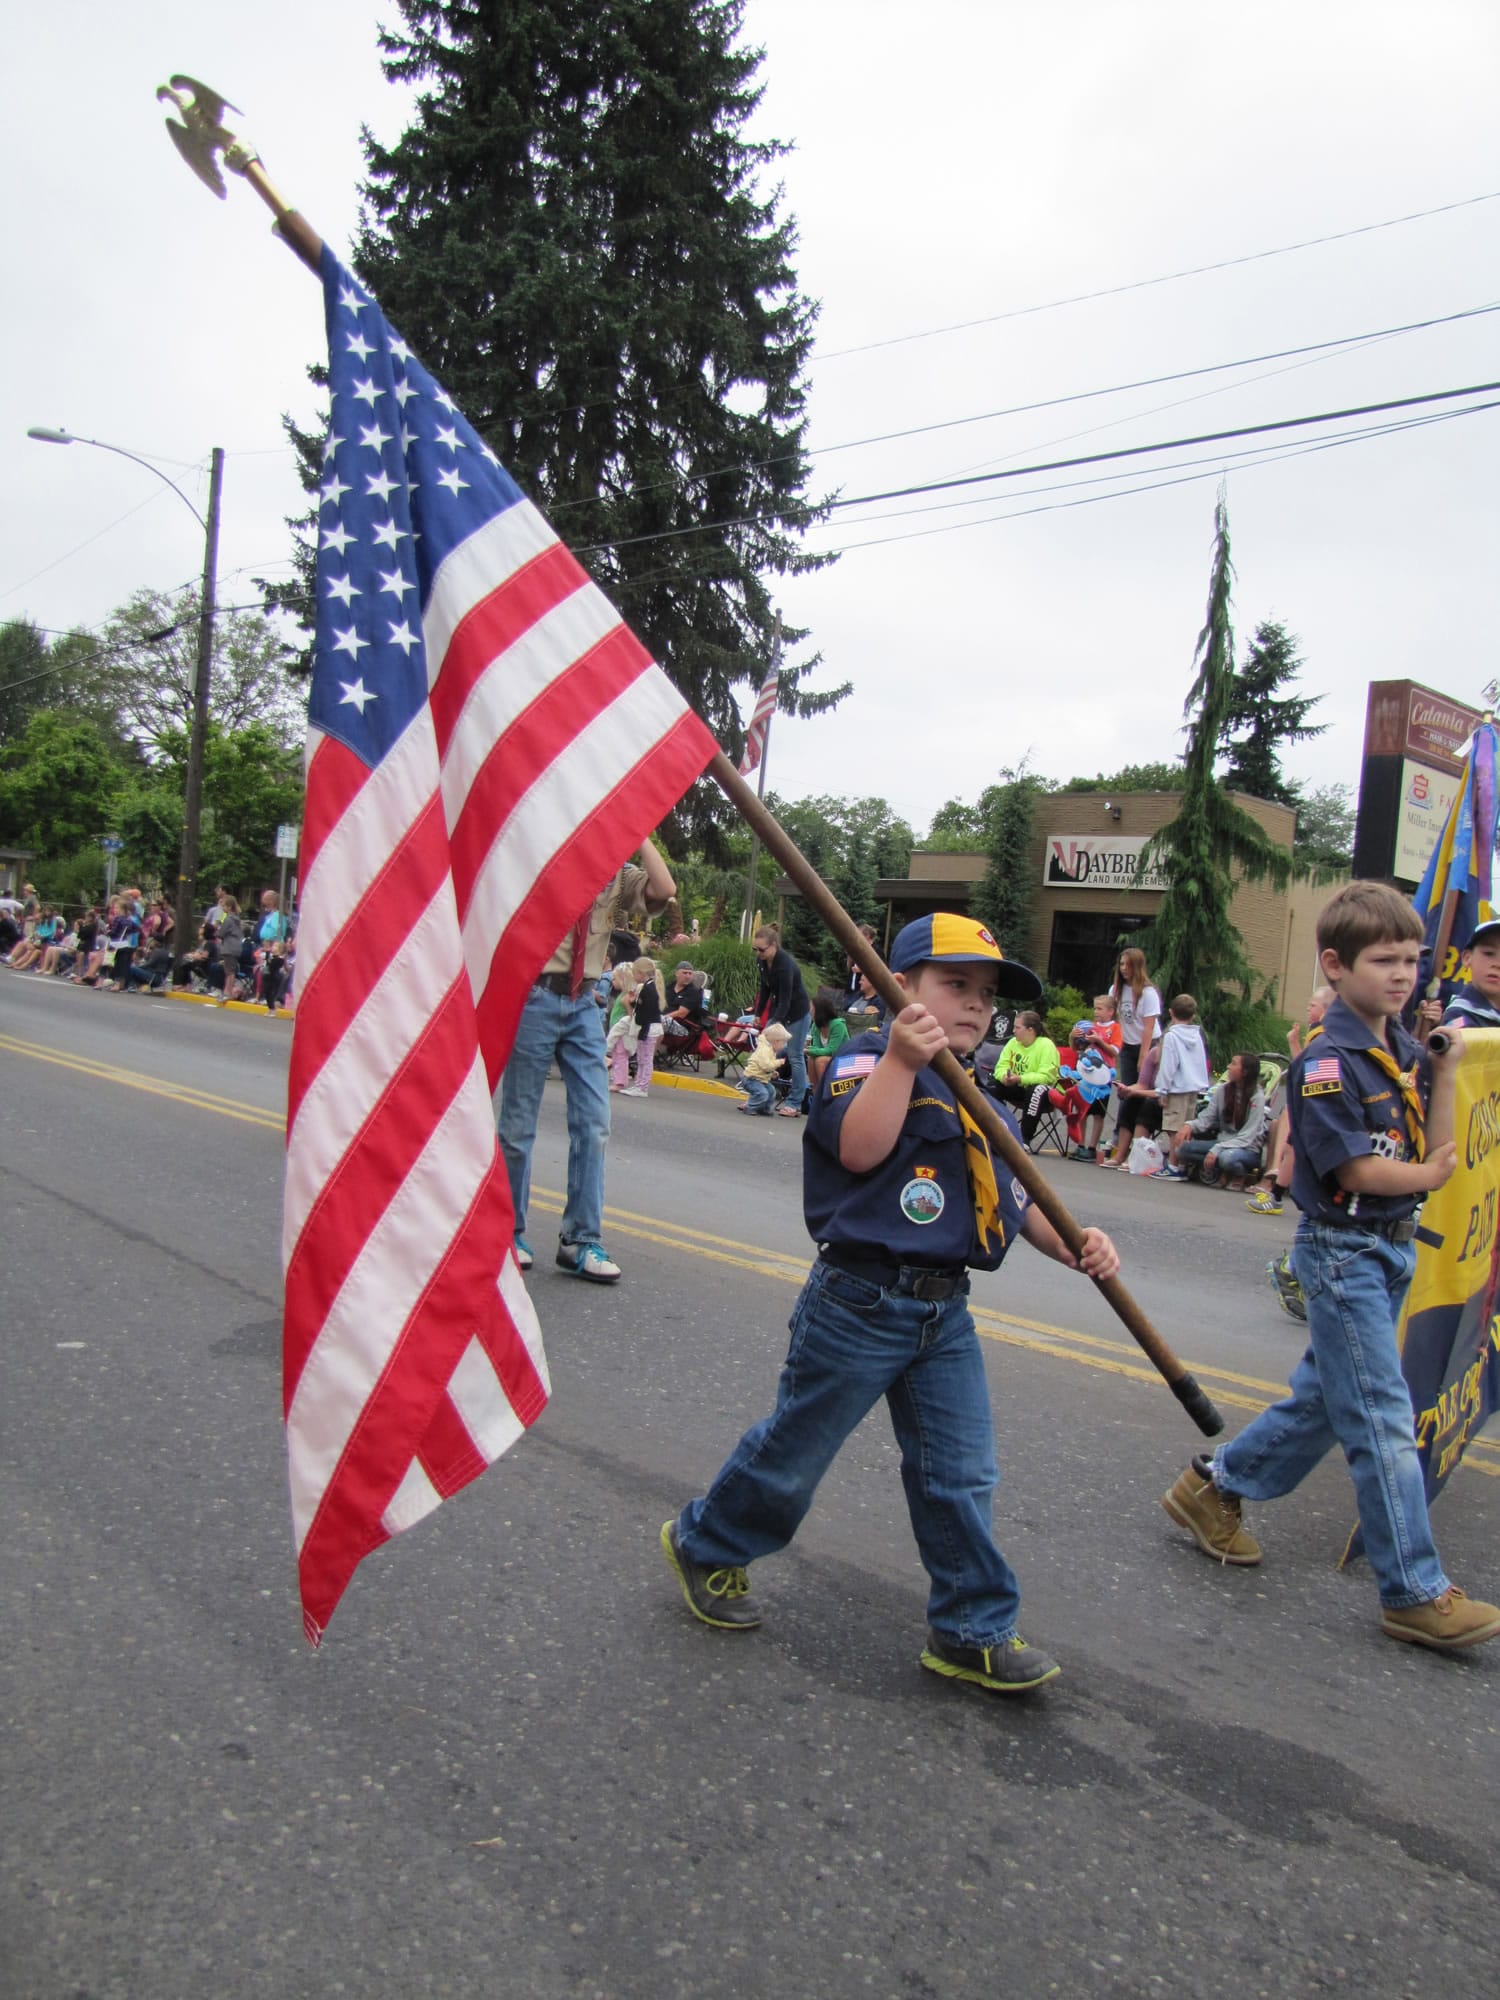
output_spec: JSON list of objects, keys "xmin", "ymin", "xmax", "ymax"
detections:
[
  {"xmin": 1303, "ymin": 1020, "xmax": 1425, "ymax": 1161},
  {"xmin": 958, "ymin": 1104, "xmax": 1008, "ymax": 1254}
]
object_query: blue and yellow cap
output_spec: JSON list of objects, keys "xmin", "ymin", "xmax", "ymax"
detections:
[{"xmin": 888, "ymin": 913, "xmax": 1042, "ymax": 1000}]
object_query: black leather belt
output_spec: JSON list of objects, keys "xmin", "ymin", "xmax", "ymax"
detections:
[
  {"xmin": 1321, "ymin": 1214, "xmax": 1419, "ymax": 1244},
  {"xmin": 819, "ymin": 1245, "xmax": 968, "ymax": 1300},
  {"xmin": 534, "ymin": 972, "xmax": 578, "ymax": 996}
]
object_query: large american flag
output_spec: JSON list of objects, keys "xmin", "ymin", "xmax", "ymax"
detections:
[
  {"xmin": 283, "ymin": 249, "xmax": 718, "ymax": 1642},
  {"xmin": 737, "ymin": 655, "xmax": 781, "ymax": 775}
]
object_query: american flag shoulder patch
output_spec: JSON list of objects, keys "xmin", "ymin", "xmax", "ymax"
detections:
[
  {"xmin": 832, "ymin": 1051, "xmax": 878, "ymax": 1080},
  {"xmin": 1302, "ymin": 1054, "xmax": 1342, "ymax": 1096}
]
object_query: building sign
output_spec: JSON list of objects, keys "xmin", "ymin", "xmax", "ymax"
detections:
[
  {"xmin": 1353, "ymin": 678, "xmax": 1484, "ymax": 886},
  {"xmin": 1043, "ymin": 834, "xmax": 1170, "ymax": 893},
  {"xmin": 1394, "ymin": 758, "xmax": 1462, "ymax": 883}
]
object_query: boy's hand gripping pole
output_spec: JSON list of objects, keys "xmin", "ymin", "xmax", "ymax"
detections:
[{"xmin": 709, "ymin": 753, "xmax": 1225, "ymax": 1438}]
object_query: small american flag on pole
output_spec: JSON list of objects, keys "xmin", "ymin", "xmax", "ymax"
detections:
[
  {"xmin": 283, "ymin": 249, "xmax": 718, "ymax": 1641},
  {"xmin": 737, "ymin": 655, "xmax": 781, "ymax": 776}
]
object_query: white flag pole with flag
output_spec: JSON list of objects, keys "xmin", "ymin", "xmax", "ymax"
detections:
[{"xmin": 283, "ymin": 249, "xmax": 718, "ymax": 1642}]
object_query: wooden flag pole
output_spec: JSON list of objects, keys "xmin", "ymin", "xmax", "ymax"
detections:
[
  {"xmin": 157, "ymin": 84, "xmax": 1223, "ymax": 1436},
  {"xmin": 708, "ymin": 753, "xmax": 1225, "ymax": 1436}
]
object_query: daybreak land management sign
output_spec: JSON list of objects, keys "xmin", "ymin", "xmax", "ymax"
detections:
[{"xmin": 1043, "ymin": 834, "xmax": 1170, "ymax": 893}]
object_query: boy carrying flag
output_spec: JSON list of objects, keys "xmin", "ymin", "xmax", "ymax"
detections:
[{"xmin": 662, "ymin": 915, "xmax": 1119, "ymax": 1694}]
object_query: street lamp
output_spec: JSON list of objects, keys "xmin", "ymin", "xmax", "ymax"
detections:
[{"xmin": 27, "ymin": 425, "xmax": 224, "ymax": 970}]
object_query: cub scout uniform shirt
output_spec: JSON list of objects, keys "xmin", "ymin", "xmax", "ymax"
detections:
[
  {"xmin": 1287, "ymin": 996, "xmax": 1428, "ymax": 1227},
  {"xmin": 804, "ymin": 1030, "xmax": 1029, "ymax": 1272}
]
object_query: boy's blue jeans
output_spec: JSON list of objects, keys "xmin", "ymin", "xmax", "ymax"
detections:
[
  {"xmin": 741, "ymin": 1076, "xmax": 776, "ymax": 1113},
  {"xmin": 497, "ymin": 984, "xmax": 611, "ymax": 1248},
  {"xmin": 1212, "ymin": 1218, "xmax": 1449, "ymax": 1608},
  {"xmin": 677, "ymin": 1260, "xmax": 1023, "ymax": 1645}
]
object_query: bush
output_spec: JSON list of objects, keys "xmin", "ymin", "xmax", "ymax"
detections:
[
  {"xmin": 1041, "ymin": 983, "xmax": 1087, "ymax": 1049},
  {"xmin": 682, "ymin": 933, "xmax": 758, "ymax": 1018}
]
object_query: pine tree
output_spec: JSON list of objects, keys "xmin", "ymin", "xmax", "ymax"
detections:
[
  {"xmin": 1221, "ymin": 620, "xmax": 1324, "ymax": 805},
  {"xmin": 1136, "ymin": 500, "xmax": 1295, "ymax": 1041},
  {"xmin": 972, "ymin": 765, "xmax": 1047, "ymax": 960},
  {"xmin": 268, "ymin": 0, "xmax": 846, "ymax": 846}
]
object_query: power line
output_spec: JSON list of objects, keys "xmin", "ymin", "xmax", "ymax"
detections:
[
  {"xmin": 812, "ymin": 189, "xmax": 1500, "ymax": 361},
  {"xmin": 573, "ymin": 379, "xmax": 1500, "ymax": 556}
]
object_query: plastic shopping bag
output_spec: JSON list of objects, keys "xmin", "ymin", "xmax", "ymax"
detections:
[{"xmin": 1127, "ymin": 1135, "xmax": 1164, "ymax": 1176}]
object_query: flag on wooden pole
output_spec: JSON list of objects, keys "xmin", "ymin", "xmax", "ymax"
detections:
[
  {"xmin": 738, "ymin": 656, "xmax": 781, "ymax": 775},
  {"xmin": 283, "ymin": 250, "xmax": 718, "ymax": 1641}
]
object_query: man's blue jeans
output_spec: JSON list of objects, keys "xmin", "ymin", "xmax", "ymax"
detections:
[
  {"xmin": 1212, "ymin": 1218, "xmax": 1448, "ymax": 1609},
  {"xmin": 678, "ymin": 1260, "xmax": 1023, "ymax": 1645},
  {"xmin": 498, "ymin": 984, "xmax": 611, "ymax": 1248}
]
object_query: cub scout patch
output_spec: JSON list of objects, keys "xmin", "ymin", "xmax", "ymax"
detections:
[
  {"xmin": 900, "ymin": 1175, "xmax": 945, "ymax": 1224},
  {"xmin": 1302, "ymin": 1054, "xmax": 1342, "ymax": 1097},
  {"xmin": 832, "ymin": 1052, "xmax": 878, "ymax": 1080}
]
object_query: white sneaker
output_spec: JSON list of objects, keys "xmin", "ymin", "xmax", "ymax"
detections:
[
  {"xmin": 557, "ymin": 1241, "xmax": 622, "ymax": 1283},
  {"xmin": 622, "ymin": 1085, "xmax": 648, "ymax": 1097}
]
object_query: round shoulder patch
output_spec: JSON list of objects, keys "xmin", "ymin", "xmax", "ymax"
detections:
[{"xmin": 900, "ymin": 1177, "xmax": 946, "ymax": 1224}]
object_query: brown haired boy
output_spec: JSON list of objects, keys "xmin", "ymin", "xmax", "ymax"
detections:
[{"xmin": 1162, "ymin": 881, "xmax": 1499, "ymax": 1651}]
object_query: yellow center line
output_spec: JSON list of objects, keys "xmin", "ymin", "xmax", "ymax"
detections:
[
  {"xmin": 0, "ymin": 1032, "xmax": 285, "ymax": 1133},
  {"xmin": 5, "ymin": 1031, "xmax": 1492, "ymax": 1475}
]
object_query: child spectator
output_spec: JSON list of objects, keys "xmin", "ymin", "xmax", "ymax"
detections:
[
  {"xmin": 662, "ymin": 914, "xmax": 1119, "ymax": 1694},
  {"xmin": 806, "ymin": 986, "xmax": 851, "ymax": 1092},
  {"xmin": 1247, "ymin": 984, "xmax": 1334, "ymax": 1215},
  {"xmin": 1161, "ymin": 879, "xmax": 1498, "ymax": 1653},
  {"xmin": 1154, "ymin": 994, "xmax": 1212, "ymax": 1144},
  {"xmin": 214, "ymin": 896, "xmax": 245, "ymax": 1004},
  {"xmin": 1103, "ymin": 949, "xmax": 1162, "ymax": 1164},
  {"xmin": 606, "ymin": 963, "xmax": 640, "ymax": 1092},
  {"xmin": 620, "ymin": 955, "xmax": 664, "ymax": 1098},
  {"xmin": 990, "ymin": 1010, "xmax": 1062, "ymax": 1143},
  {"xmin": 1163, "ymin": 1051, "xmax": 1266, "ymax": 1187},
  {"xmin": 737, "ymin": 1021, "xmax": 790, "ymax": 1116},
  {"xmin": 1060, "ymin": 994, "xmax": 1120, "ymax": 1159}
]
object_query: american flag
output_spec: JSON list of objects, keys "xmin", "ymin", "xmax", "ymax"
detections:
[
  {"xmin": 1302, "ymin": 1056, "xmax": 1341, "ymax": 1086},
  {"xmin": 283, "ymin": 249, "xmax": 718, "ymax": 1642},
  {"xmin": 737, "ymin": 656, "xmax": 781, "ymax": 775}
]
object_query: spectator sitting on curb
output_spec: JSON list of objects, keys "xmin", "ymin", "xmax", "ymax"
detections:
[{"xmin": 1164, "ymin": 1052, "xmax": 1268, "ymax": 1188}]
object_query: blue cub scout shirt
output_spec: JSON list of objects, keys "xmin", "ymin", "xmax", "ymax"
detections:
[
  {"xmin": 803, "ymin": 1029, "xmax": 1029, "ymax": 1271},
  {"xmin": 1286, "ymin": 996, "xmax": 1428, "ymax": 1226}
]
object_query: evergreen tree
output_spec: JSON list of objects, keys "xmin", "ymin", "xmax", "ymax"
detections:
[
  {"xmin": 269, "ymin": 0, "xmax": 846, "ymax": 845},
  {"xmin": 972, "ymin": 765, "xmax": 1046, "ymax": 960},
  {"xmin": 1221, "ymin": 619, "xmax": 1324, "ymax": 805},
  {"xmin": 1136, "ymin": 500, "xmax": 1296, "ymax": 1041}
]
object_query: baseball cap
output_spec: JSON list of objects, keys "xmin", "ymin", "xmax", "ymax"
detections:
[
  {"xmin": 1466, "ymin": 916, "xmax": 1500, "ymax": 949},
  {"xmin": 675, "ymin": 959, "xmax": 694, "ymax": 971},
  {"xmin": 887, "ymin": 913, "xmax": 1042, "ymax": 1000}
]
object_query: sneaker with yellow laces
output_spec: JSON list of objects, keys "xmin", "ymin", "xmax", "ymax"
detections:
[
  {"xmin": 660, "ymin": 1519, "xmax": 761, "ymax": 1630},
  {"xmin": 1161, "ymin": 1456, "xmax": 1263, "ymax": 1566},
  {"xmin": 1381, "ymin": 1588, "xmax": 1500, "ymax": 1652},
  {"xmin": 919, "ymin": 1627, "xmax": 1061, "ymax": 1693}
]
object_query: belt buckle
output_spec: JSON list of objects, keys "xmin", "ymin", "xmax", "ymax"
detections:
[
  {"xmin": 1391, "ymin": 1217, "xmax": 1417, "ymax": 1245},
  {"xmin": 908, "ymin": 1269, "xmax": 951, "ymax": 1301}
]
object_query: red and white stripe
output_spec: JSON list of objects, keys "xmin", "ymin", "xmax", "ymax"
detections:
[
  {"xmin": 284, "ymin": 498, "xmax": 717, "ymax": 1641},
  {"xmin": 738, "ymin": 657, "xmax": 781, "ymax": 776}
]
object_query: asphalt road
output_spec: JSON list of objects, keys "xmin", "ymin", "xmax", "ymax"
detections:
[{"xmin": 3, "ymin": 972, "xmax": 1498, "ymax": 2000}]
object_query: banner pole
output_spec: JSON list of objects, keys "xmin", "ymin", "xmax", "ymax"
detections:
[{"xmin": 707, "ymin": 750, "xmax": 1225, "ymax": 1436}]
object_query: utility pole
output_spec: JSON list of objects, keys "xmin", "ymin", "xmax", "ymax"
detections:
[{"xmin": 174, "ymin": 447, "xmax": 224, "ymax": 967}]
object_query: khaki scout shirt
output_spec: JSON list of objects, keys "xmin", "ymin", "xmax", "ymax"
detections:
[{"xmin": 540, "ymin": 863, "xmax": 651, "ymax": 983}]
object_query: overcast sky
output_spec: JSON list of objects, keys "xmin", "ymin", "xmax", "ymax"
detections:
[{"xmin": 6, "ymin": 1, "xmax": 1497, "ymax": 839}]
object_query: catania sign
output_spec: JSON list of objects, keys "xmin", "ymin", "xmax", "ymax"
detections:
[{"xmin": 1042, "ymin": 835, "xmax": 1170, "ymax": 893}]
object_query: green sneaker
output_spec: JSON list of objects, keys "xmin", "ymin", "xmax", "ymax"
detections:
[
  {"xmin": 659, "ymin": 1519, "xmax": 761, "ymax": 1630},
  {"xmin": 919, "ymin": 1627, "xmax": 1061, "ymax": 1693}
]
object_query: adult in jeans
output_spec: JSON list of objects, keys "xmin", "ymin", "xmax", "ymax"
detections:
[
  {"xmin": 752, "ymin": 924, "xmax": 811, "ymax": 1117},
  {"xmin": 499, "ymin": 841, "xmax": 674, "ymax": 1284}
]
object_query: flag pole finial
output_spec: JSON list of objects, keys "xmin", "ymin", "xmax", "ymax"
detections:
[{"xmin": 156, "ymin": 73, "xmax": 324, "ymax": 273}]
